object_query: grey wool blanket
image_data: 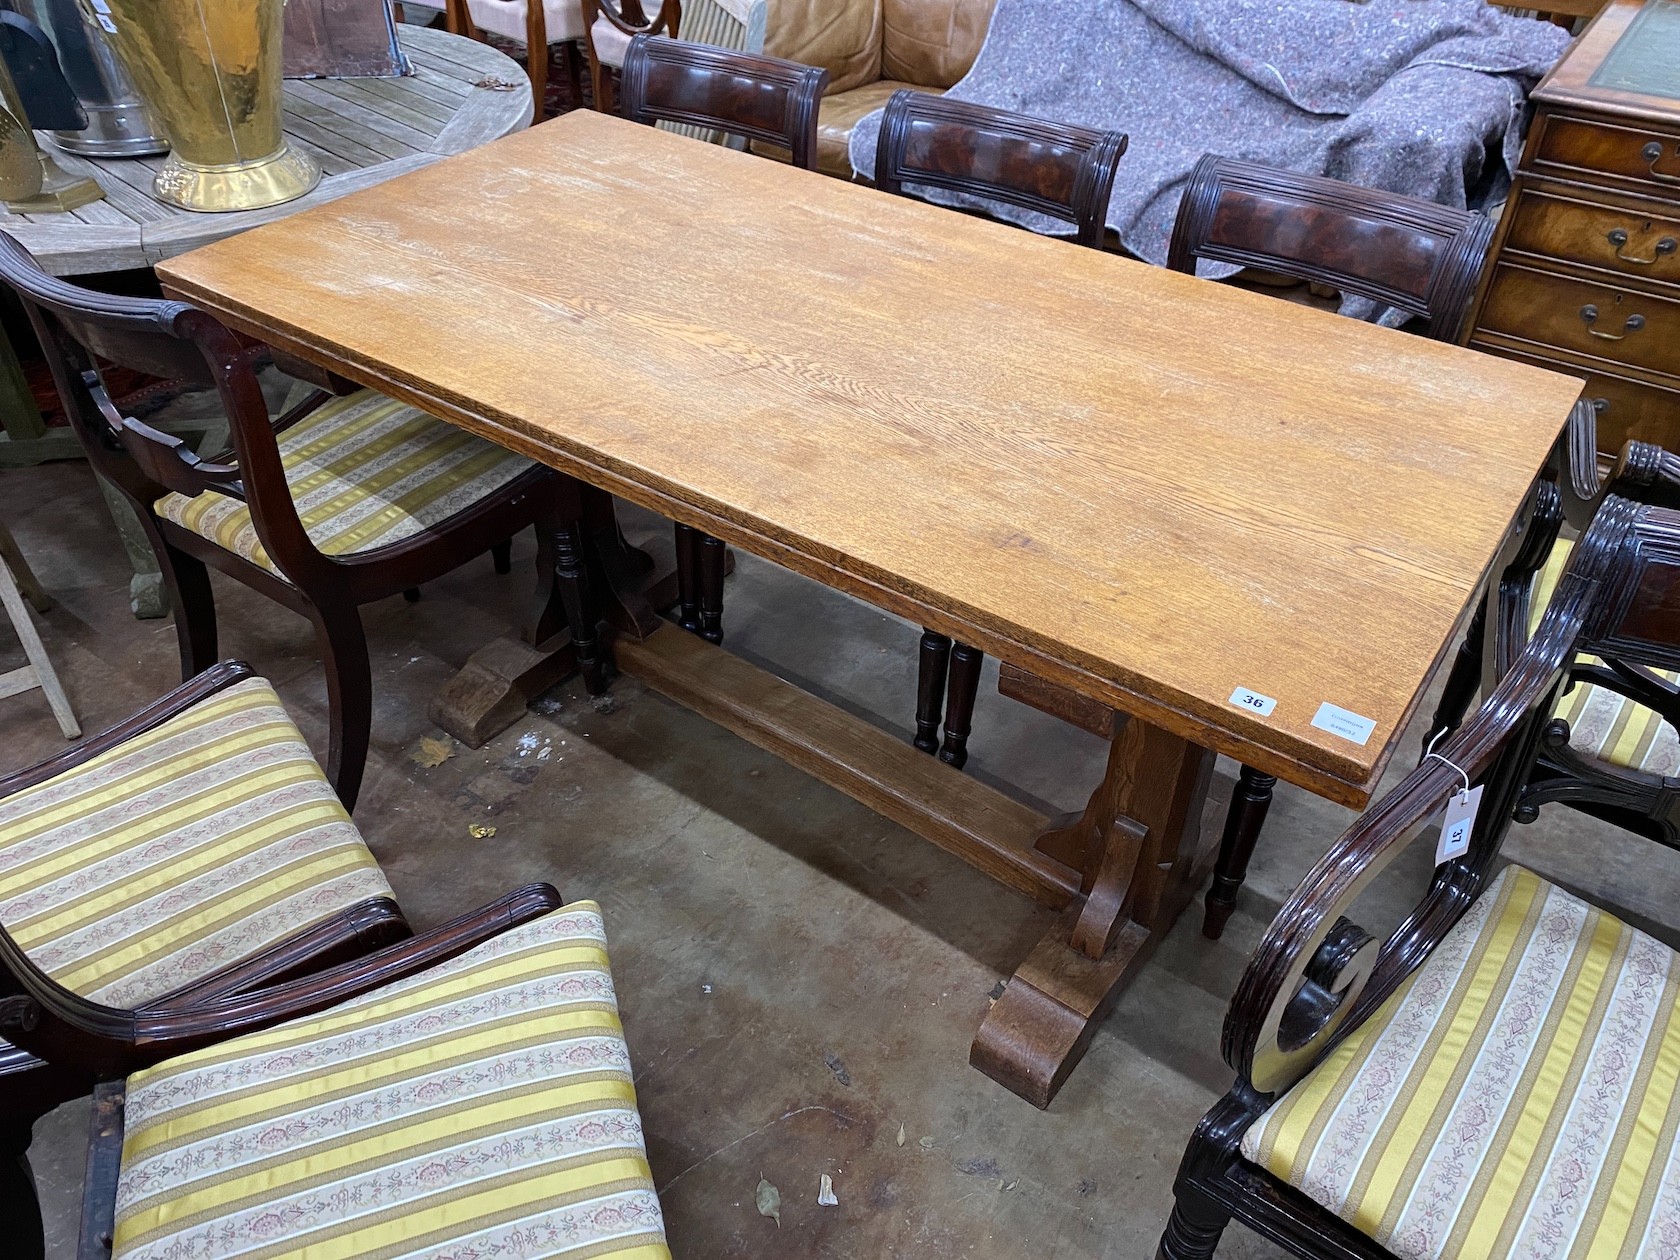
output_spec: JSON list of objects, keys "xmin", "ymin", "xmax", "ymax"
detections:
[{"xmin": 848, "ymin": 0, "xmax": 1570, "ymax": 309}]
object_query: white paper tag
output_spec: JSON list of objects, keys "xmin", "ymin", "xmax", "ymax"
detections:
[
  {"xmin": 1435, "ymin": 784, "xmax": 1484, "ymax": 864},
  {"xmin": 1312, "ymin": 702, "xmax": 1377, "ymax": 746},
  {"xmin": 1228, "ymin": 687, "xmax": 1277, "ymax": 717},
  {"xmin": 96, "ymin": 15, "xmax": 117, "ymax": 32}
]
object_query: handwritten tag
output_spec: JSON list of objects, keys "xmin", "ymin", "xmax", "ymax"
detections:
[
  {"xmin": 1228, "ymin": 687, "xmax": 1277, "ymax": 717},
  {"xmin": 1435, "ymin": 784, "xmax": 1484, "ymax": 865},
  {"xmin": 1312, "ymin": 702, "xmax": 1376, "ymax": 747}
]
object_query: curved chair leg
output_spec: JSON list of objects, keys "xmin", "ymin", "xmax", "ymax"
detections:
[
  {"xmin": 561, "ymin": 41, "xmax": 584, "ymax": 108},
  {"xmin": 158, "ymin": 541, "xmax": 217, "ymax": 681},
  {"xmin": 914, "ymin": 629, "xmax": 952, "ymax": 754},
  {"xmin": 939, "ymin": 643, "xmax": 984, "ymax": 770},
  {"xmin": 0, "ymin": 1120, "xmax": 44, "ymax": 1260},
  {"xmin": 1202, "ymin": 764, "xmax": 1276, "ymax": 939},
  {"xmin": 1425, "ymin": 601, "xmax": 1486, "ymax": 753},
  {"xmin": 1157, "ymin": 1192, "xmax": 1229, "ymax": 1260},
  {"xmin": 310, "ymin": 602, "xmax": 372, "ymax": 812},
  {"xmin": 490, "ymin": 540, "xmax": 513, "ymax": 576}
]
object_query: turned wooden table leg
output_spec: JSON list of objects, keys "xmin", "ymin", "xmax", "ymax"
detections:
[
  {"xmin": 914, "ymin": 629, "xmax": 952, "ymax": 754},
  {"xmin": 555, "ymin": 519, "xmax": 609, "ymax": 694},
  {"xmin": 972, "ymin": 717, "xmax": 1215, "ymax": 1108}
]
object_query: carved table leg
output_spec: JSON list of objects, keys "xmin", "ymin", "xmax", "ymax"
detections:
[
  {"xmin": 914, "ymin": 630, "xmax": 952, "ymax": 754},
  {"xmin": 940, "ymin": 643, "xmax": 984, "ymax": 769},
  {"xmin": 1201, "ymin": 765, "xmax": 1276, "ymax": 940},
  {"xmin": 972, "ymin": 718, "xmax": 1216, "ymax": 1108}
]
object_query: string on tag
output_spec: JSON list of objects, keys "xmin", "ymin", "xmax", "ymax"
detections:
[{"xmin": 1422, "ymin": 729, "xmax": 1470, "ymax": 798}]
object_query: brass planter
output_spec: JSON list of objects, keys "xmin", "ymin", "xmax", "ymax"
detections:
[{"xmin": 93, "ymin": 0, "xmax": 321, "ymax": 212}]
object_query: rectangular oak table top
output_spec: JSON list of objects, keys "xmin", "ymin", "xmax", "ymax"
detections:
[{"xmin": 156, "ymin": 110, "xmax": 1584, "ymax": 808}]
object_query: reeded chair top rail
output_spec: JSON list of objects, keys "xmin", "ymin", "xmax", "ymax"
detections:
[
  {"xmin": 874, "ymin": 90, "xmax": 1128, "ymax": 249},
  {"xmin": 1168, "ymin": 153, "xmax": 1496, "ymax": 342}
]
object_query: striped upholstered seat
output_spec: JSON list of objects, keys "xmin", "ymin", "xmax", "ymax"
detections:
[
  {"xmin": 154, "ymin": 389, "xmax": 533, "ymax": 582},
  {"xmin": 1530, "ymin": 540, "xmax": 1680, "ymax": 777},
  {"xmin": 111, "ymin": 903, "xmax": 669, "ymax": 1260},
  {"xmin": 1243, "ymin": 865, "xmax": 1680, "ymax": 1260},
  {"xmin": 0, "ymin": 677, "xmax": 393, "ymax": 1008}
]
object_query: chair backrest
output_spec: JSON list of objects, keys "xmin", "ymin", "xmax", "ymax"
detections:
[
  {"xmin": 0, "ymin": 232, "xmax": 318, "ymax": 577},
  {"xmin": 620, "ymin": 35, "xmax": 829, "ymax": 170},
  {"xmin": 1168, "ymin": 154, "xmax": 1496, "ymax": 342},
  {"xmin": 873, "ymin": 91, "xmax": 1128, "ymax": 250},
  {"xmin": 1227, "ymin": 488, "xmax": 1664, "ymax": 1095}
]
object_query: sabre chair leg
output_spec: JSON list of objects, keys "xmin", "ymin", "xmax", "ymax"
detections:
[
  {"xmin": 939, "ymin": 642, "xmax": 983, "ymax": 770},
  {"xmin": 491, "ymin": 539, "xmax": 513, "ymax": 575},
  {"xmin": 311, "ymin": 602, "xmax": 373, "ymax": 813},
  {"xmin": 914, "ymin": 629, "xmax": 952, "ymax": 754},
  {"xmin": 1202, "ymin": 764, "xmax": 1276, "ymax": 939},
  {"xmin": 1156, "ymin": 1192, "xmax": 1229, "ymax": 1260},
  {"xmin": 158, "ymin": 541, "xmax": 217, "ymax": 680},
  {"xmin": 698, "ymin": 534, "xmax": 726, "ymax": 646},
  {"xmin": 1426, "ymin": 601, "xmax": 1485, "ymax": 753},
  {"xmin": 0, "ymin": 1120, "xmax": 44, "ymax": 1260},
  {"xmin": 674, "ymin": 522, "xmax": 702, "ymax": 635},
  {"xmin": 554, "ymin": 520, "xmax": 609, "ymax": 695}
]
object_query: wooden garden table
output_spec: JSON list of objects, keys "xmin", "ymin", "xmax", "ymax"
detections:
[
  {"xmin": 1, "ymin": 25, "xmax": 531, "ymax": 616},
  {"xmin": 155, "ymin": 111, "xmax": 1585, "ymax": 1107}
]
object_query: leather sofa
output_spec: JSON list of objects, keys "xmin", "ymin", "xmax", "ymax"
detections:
[{"xmin": 764, "ymin": 0, "xmax": 996, "ymax": 178}]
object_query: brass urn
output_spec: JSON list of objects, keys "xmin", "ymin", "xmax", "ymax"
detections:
[{"xmin": 90, "ymin": 0, "xmax": 321, "ymax": 212}]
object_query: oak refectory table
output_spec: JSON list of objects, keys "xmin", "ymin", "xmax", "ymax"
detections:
[{"xmin": 154, "ymin": 111, "xmax": 1584, "ymax": 1108}]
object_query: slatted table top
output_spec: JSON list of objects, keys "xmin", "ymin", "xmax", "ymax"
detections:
[
  {"xmin": 157, "ymin": 111, "xmax": 1585, "ymax": 806},
  {"xmin": 3, "ymin": 26, "xmax": 531, "ymax": 277}
]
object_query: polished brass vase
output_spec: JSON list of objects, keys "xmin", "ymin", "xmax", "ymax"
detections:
[{"xmin": 94, "ymin": 0, "xmax": 321, "ymax": 212}]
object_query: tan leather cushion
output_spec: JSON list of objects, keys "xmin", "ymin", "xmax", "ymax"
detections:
[
  {"xmin": 881, "ymin": 0, "xmax": 994, "ymax": 87},
  {"xmin": 816, "ymin": 80, "xmax": 939, "ymax": 178},
  {"xmin": 764, "ymin": 0, "xmax": 882, "ymax": 95}
]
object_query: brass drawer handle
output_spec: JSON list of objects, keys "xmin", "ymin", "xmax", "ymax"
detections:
[
  {"xmin": 1607, "ymin": 228, "xmax": 1678, "ymax": 265},
  {"xmin": 1643, "ymin": 141, "xmax": 1680, "ymax": 185},
  {"xmin": 1580, "ymin": 304, "xmax": 1646, "ymax": 341}
]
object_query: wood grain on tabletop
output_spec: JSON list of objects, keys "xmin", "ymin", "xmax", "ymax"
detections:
[{"xmin": 155, "ymin": 111, "xmax": 1584, "ymax": 807}]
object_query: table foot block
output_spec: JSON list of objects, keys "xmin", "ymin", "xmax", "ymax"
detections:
[
  {"xmin": 429, "ymin": 630, "xmax": 577, "ymax": 748},
  {"xmin": 971, "ymin": 913, "xmax": 1151, "ymax": 1109},
  {"xmin": 615, "ymin": 624, "xmax": 1079, "ymax": 907}
]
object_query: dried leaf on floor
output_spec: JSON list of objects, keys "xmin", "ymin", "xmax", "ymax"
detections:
[
  {"xmin": 896, "ymin": 1123, "xmax": 906, "ymax": 1147},
  {"xmin": 755, "ymin": 1176, "xmax": 781, "ymax": 1227},
  {"xmin": 469, "ymin": 824, "xmax": 497, "ymax": 839},
  {"xmin": 818, "ymin": 1174, "xmax": 838, "ymax": 1207},
  {"xmin": 413, "ymin": 737, "xmax": 455, "ymax": 768},
  {"xmin": 918, "ymin": 1136, "xmax": 935, "ymax": 1150}
]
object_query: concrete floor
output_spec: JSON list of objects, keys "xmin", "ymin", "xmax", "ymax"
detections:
[{"xmin": 7, "ymin": 446, "xmax": 1680, "ymax": 1259}]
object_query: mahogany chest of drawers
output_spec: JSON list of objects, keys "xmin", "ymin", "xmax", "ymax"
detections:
[{"xmin": 1469, "ymin": 0, "xmax": 1680, "ymax": 453}]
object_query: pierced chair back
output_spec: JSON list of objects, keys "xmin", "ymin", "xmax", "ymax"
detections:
[
  {"xmin": 1230, "ymin": 491, "xmax": 1662, "ymax": 1102},
  {"xmin": 1169, "ymin": 154, "xmax": 1496, "ymax": 341},
  {"xmin": 0, "ymin": 233, "xmax": 327, "ymax": 588},
  {"xmin": 619, "ymin": 35, "xmax": 828, "ymax": 168},
  {"xmin": 874, "ymin": 91, "xmax": 1128, "ymax": 249},
  {"xmin": 582, "ymin": 0, "xmax": 680, "ymax": 114}
]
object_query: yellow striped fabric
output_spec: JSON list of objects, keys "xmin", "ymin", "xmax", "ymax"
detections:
[
  {"xmin": 1242, "ymin": 865, "xmax": 1680, "ymax": 1260},
  {"xmin": 113, "ymin": 903, "xmax": 669, "ymax": 1260},
  {"xmin": 154, "ymin": 389, "xmax": 532, "ymax": 582},
  {"xmin": 0, "ymin": 678, "xmax": 392, "ymax": 1008},
  {"xmin": 1528, "ymin": 539, "xmax": 1680, "ymax": 777}
]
